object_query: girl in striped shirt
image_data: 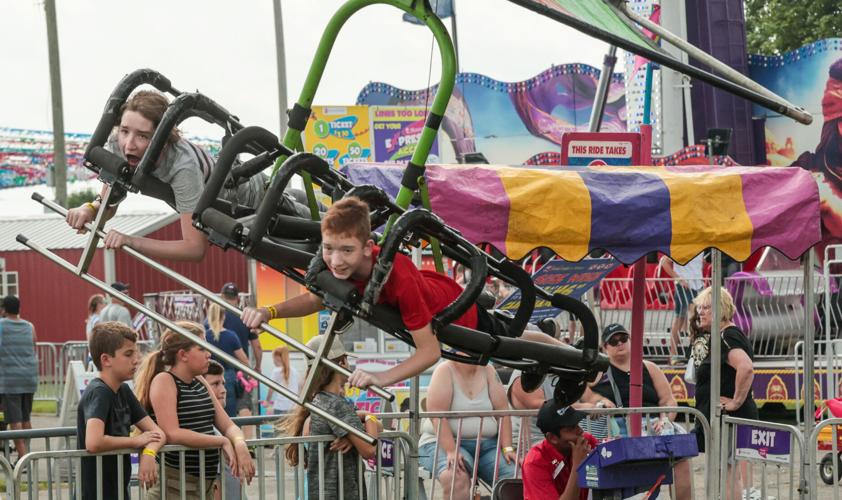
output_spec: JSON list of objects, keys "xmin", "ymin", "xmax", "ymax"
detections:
[{"xmin": 135, "ymin": 321, "xmax": 255, "ymax": 499}]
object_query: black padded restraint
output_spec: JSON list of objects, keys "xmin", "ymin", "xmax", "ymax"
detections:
[
  {"xmin": 400, "ymin": 162, "xmax": 426, "ymax": 191},
  {"xmin": 287, "ymin": 104, "xmax": 311, "ymax": 132},
  {"xmin": 425, "ymin": 112, "xmax": 443, "ymax": 132}
]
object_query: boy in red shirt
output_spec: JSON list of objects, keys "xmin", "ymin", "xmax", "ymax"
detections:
[
  {"xmin": 242, "ymin": 196, "xmax": 565, "ymax": 389},
  {"xmin": 522, "ymin": 400, "xmax": 597, "ymax": 500}
]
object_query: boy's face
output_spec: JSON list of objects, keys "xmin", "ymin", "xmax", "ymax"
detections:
[
  {"xmin": 102, "ymin": 339, "xmax": 140, "ymax": 381},
  {"xmin": 321, "ymin": 231, "xmax": 373, "ymax": 281},
  {"xmin": 205, "ymin": 373, "xmax": 226, "ymax": 402}
]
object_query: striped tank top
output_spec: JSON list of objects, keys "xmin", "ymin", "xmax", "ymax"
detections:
[{"xmin": 151, "ymin": 373, "xmax": 219, "ymax": 478}]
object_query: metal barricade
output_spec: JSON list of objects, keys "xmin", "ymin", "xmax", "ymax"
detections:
[
  {"xmin": 597, "ymin": 277, "xmax": 681, "ymax": 359},
  {"xmin": 598, "ymin": 273, "xmax": 826, "ymax": 360},
  {"xmin": 795, "ymin": 340, "xmax": 842, "ymax": 426},
  {"xmin": 381, "ymin": 406, "xmax": 709, "ymax": 499},
  {"xmin": 808, "ymin": 417, "xmax": 842, "ymax": 499},
  {"xmin": 34, "ymin": 343, "xmax": 60, "ymax": 412},
  {"xmin": 721, "ymin": 415, "xmax": 807, "ymax": 500},
  {"xmin": 9, "ymin": 430, "xmax": 416, "ymax": 500}
]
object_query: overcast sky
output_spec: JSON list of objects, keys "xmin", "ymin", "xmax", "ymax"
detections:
[{"xmin": 1, "ymin": 0, "xmax": 608, "ymax": 138}]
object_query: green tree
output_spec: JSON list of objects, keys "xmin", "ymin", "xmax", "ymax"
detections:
[
  {"xmin": 65, "ymin": 188, "xmax": 97, "ymax": 209},
  {"xmin": 745, "ymin": 0, "xmax": 842, "ymax": 55}
]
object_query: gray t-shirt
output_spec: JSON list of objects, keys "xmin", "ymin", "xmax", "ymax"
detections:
[
  {"xmin": 308, "ymin": 391, "xmax": 366, "ymax": 500},
  {"xmin": 99, "ymin": 303, "xmax": 132, "ymax": 328},
  {"xmin": 106, "ymin": 136, "xmax": 207, "ymax": 213},
  {"xmin": 0, "ymin": 318, "xmax": 38, "ymax": 394},
  {"xmin": 106, "ymin": 135, "xmax": 266, "ymax": 214}
]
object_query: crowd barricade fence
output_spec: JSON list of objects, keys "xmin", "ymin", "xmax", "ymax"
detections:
[
  {"xmin": 33, "ymin": 342, "xmax": 60, "ymax": 414},
  {"xmin": 721, "ymin": 415, "xmax": 807, "ymax": 500},
  {"xmin": 11, "ymin": 432, "xmax": 417, "ymax": 500}
]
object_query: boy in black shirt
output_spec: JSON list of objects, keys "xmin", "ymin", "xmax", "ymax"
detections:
[{"xmin": 77, "ymin": 321, "xmax": 167, "ymax": 499}]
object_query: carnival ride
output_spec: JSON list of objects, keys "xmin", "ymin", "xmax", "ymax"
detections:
[{"xmin": 15, "ymin": 1, "xmax": 824, "ymax": 475}]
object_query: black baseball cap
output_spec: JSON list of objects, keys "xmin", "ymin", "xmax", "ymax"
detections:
[
  {"xmin": 111, "ymin": 282, "xmax": 130, "ymax": 292},
  {"xmin": 602, "ymin": 323, "xmax": 629, "ymax": 344},
  {"xmin": 536, "ymin": 399, "xmax": 587, "ymax": 434},
  {"xmin": 221, "ymin": 283, "xmax": 239, "ymax": 297}
]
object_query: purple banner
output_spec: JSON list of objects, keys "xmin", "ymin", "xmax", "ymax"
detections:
[
  {"xmin": 735, "ymin": 424, "xmax": 792, "ymax": 464},
  {"xmin": 370, "ymin": 106, "xmax": 440, "ymax": 163}
]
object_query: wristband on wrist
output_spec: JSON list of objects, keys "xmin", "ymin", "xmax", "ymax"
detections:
[
  {"xmin": 365, "ymin": 414, "xmax": 380, "ymax": 424},
  {"xmin": 142, "ymin": 448, "xmax": 157, "ymax": 458},
  {"xmin": 266, "ymin": 305, "xmax": 278, "ymax": 319},
  {"xmin": 502, "ymin": 446, "xmax": 515, "ymax": 454},
  {"xmin": 84, "ymin": 201, "xmax": 97, "ymax": 212}
]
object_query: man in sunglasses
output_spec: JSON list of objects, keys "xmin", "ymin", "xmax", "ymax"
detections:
[
  {"xmin": 521, "ymin": 399, "xmax": 596, "ymax": 500},
  {"xmin": 581, "ymin": 324, "xmax": 692, "ymax": 499}
]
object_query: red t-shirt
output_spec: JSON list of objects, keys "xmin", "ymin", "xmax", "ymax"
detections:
[
  {"xmin": 350, "ymin": 246, "xmax": 478, "ymax": 331},
  {"xmin": 522, "ymin": 434, "xmax": 598, "ymax": 500}
]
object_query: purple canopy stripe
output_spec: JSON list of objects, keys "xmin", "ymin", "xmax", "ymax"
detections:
[{"xmin": 342, "ymin": 163, "xmax": 821, "ymax": 264}]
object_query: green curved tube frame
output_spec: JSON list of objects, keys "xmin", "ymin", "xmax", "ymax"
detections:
[{"xmin": 272, "ymin": 0, "xmax": 457, "ymax": 223}]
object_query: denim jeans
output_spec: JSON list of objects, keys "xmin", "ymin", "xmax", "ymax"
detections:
[{"xmin": 419, "ymin": 438, "xmax": 514, "ymax": 485}]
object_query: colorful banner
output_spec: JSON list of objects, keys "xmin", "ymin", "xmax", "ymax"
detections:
[
  {"xmin": 370, "ymin": 106, "xmax": 439, "ymax": 163},
  {"xmin": 0, "ymin": 127, "xmax": 220, "ymax": 190},
  {"xmin": 749, "ymin": 39, "xmax": 842, "ymax": 244},
  {"xmin": 342, "ymin": 162, "xmax": 821, "ymax": 265},
  {"xmin": 735, "ymin": 424, "xmax": 792, "ymax": 464},
  {"xmin": 357, "ymin": 64, "xmax": 626, "ymax": 166},
  {"xmin": 253, "ymin": 262, "xmax": 319, "ymax": 350},
  {"xmin": 303, "ymin": 105, "xmax": 372, "ymax": 169},
  {"xmin": 498, "ymin": 257, "xmax": 620, "ymax": 322}
]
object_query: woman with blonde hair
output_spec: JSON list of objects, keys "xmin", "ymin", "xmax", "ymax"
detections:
[
  {"xmin": 690, "ymin": 286, "xmax": 757, "ymax": 500},
  {"xmin": 205, "ymin": 302, "xmax": 250, "ymax": 416},
  {"xmin": 135, "ymin": 321, "xmax": 254, "ymax": 499},
  {"xmin": 262, "ymin": 345, "xmax": 301, "ymax": 415}
]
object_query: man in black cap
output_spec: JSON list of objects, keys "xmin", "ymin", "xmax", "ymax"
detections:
[
  {"xmin": 99, "ymin": 282, "xmax": 132, "ymax": 328},
  {"xmin": 522, "ymin": 399, "xmax": 596, "ymax": 500}
]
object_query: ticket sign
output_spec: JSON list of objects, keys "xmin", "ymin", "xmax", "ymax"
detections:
[
  {"xmin": 304, "ymin": 105, "xmax": 372, "ymax": 169},
  {"xmin": 561, "ymin": 132, "xmax": 642, "ymax": 166},
  {"xmin": 734, "ymin": 424, "xmax": 792, "ymax": 464}
]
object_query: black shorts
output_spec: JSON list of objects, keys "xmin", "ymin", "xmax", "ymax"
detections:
[
  {"xmin": 2, "ymin": 393, "xmax": 33, "ymax": 424},
  {"xmin": 475, "ymin": 308, "xmax": 518, "ymax": 338}
]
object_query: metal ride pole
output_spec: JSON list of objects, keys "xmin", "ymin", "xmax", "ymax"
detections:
[
  {"xmin": 710, "ymin": 250, "xmax": 722, "ymax": 499},
  {"xmin": 272, "ymin": 0, "xmax": 289, "ymax": 138},
  {"xmin": 619, "ymin": 3, "xmax": 811, "ymax": 125},
  {"xmin": 803, "ymin": 249, "xmax": 816, "ymax": 499},
  {"xmin": 588, "ymin": 45, "xmax": 618, "ymax": 133},
  {"xmin": 32, "ymin": 193, "xmax": 395, "ymax": 402},
  {"xmin": 15, "ymin": 234, "xmax": 375, "ymax": 444}
]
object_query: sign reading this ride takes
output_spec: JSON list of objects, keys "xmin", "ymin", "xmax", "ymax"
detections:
[
  {"xmin": 304, "ymin": 105, "xmax": 372, "ymax": 169},
  {"xmin": 561, "ymin": 132, "xmax": 642, "ymax": 166}
]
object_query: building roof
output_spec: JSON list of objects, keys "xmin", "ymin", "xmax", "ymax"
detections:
[{"xmin": 0, "ymin": 211, "xmax": 177, "ymax": 252}]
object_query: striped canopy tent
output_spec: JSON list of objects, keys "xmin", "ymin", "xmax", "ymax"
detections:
[{"xmin": 343, "ymin": 163, "xmax": 822, "ymax": 264}]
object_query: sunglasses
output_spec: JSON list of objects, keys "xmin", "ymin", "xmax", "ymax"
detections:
[{"xmin": 606, "ymin": 333, "xmax": 629, "ymax": 346}]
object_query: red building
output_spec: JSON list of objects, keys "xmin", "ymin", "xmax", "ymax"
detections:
[{"xmin": 0, "ymin": 212, "xmax": 248, "ymax": 344}]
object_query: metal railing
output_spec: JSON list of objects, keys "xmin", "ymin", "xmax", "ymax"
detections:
[
  {"xmin": 7, "ymin": 430, "xmax": 416, "ymax": 500},
  {"xmin": 721, "ymin": 415, "xmax": 807, "ymax": 500},
  {"xmin": 597, "ymin": 273, "xmax": 826, "ymax": 359},
  {"xmin": 33, "ymin": 343, "xmax": 60, "ymax": 408},
  {"xmin": 808, "ymin": 417, "xmax": 842, "ymax": 498}
]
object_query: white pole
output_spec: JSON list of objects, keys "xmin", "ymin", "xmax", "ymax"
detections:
[{"xmin": 272, "ymin": 0, "xmax": 289, "ymax": 138}]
